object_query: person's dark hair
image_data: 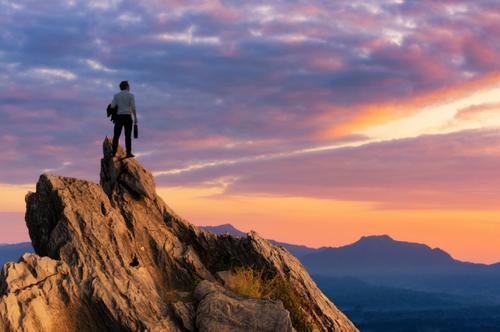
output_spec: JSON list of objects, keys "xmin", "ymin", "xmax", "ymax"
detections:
[{"xmin": 119, "ymin": 81, "xmax": 129, "ymax": 90}]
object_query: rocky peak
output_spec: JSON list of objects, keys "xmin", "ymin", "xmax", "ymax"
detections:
[{"xmin": 0, "ymin": 138, "xmax": 358, "ymax": 332}]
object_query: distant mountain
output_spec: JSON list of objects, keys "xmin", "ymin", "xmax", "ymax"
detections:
[
  {"xmin": 201, "ymin": 224, "xmax": 247, "ymax": 237},
  {"xmin": 0, "ymin": 242, "xmax": 33, "ymax": 267},
  {"xmin": 200, "ymin": 224, "xmax": 318, "ymax": 257},
  {"xmin": 300, "ymin": 235, "xmax": 500, "ymax": 302},
  {"xmin": 302, "ymin": 234, "xmax": 461, "ymax": 273}
]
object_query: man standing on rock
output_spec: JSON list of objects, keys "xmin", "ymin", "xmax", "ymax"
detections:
[{"xmin": 111, "ymin": 80, "xmax": 138, "ymax": 158}]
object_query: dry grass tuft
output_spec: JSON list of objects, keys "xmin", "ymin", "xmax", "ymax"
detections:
[
  {"xmin": 224, "ymin": 267, "xmax": 314, "ymax": 332},
  {"xmin": 223, "ymin": 267, "xmax": 264, "ymax": 298}
]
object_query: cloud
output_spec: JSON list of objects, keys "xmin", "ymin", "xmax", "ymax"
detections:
[
  {"xmin": 31, "ymin": 67, "xmax": 77, "ymax": 80},
  {"xmin": 154, "ymin": 128, "xmax": 500, "ymax": 210},
  {"xmin": 1, "ymin": 0, "xmax": 500, "ymax": 200},
  {"xmin": 158, "ymin": 25, "xmax": 221, "ymax": 45},
  {"xmin": 85, "ymin": 59, "xmax": 115, "ymax": 73},
  {"xmin": 455, "ymin": 102, "xmax": 500, "ymax": 120}
]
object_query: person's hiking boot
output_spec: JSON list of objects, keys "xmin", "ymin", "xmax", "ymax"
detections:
[{"xmin": 126, "ymin": 153, "xmax": 135, "ymax": 158}]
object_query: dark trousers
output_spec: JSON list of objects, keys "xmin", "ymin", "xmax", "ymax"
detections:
[{"xmin": 112, "ymin": 114, "xmax": 133, "ymax": 155}]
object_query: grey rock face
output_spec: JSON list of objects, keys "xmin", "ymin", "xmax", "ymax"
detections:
[
  {"xmin": 194, "ymin": 280, "xmax": 294, "ymax": 332},
  {"xmin": 0, "ymin": 137, "xmax": 358, "ymax": 332}
]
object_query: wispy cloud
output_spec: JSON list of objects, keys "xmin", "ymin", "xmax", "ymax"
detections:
[
  {"xmin": 31, "ymin": 67, "xmax": 77, "ymax": 80},
  {"xmin": 1, "ymin": 0, "xmax": 500, "ymax": 208},
  {"xmin": 154, "ymin": 128, "xmax": 500, "ymax": 210},
  {"xmin": 158, "ymin": 25, "xmax": 221, "ymax": 45}
]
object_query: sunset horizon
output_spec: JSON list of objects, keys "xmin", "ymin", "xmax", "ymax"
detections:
[{"xmin": 2, "ymin": 1, "xmax": 500, "ymax": 267}]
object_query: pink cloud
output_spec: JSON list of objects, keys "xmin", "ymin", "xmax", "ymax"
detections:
[
  {"xmin": 156, "ymin": 128, "xmax": 500, "ymax": 210},
  {"xmin": 455, "ymin": 102, "xmax": 500, "ymax": 120}
]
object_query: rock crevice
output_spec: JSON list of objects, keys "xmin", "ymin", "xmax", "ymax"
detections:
[{"xmin": 0, "ymin": 137, "xmax": 358, "ymax": 332}]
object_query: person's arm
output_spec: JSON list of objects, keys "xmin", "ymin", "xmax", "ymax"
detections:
[
  {"xmin": 111, "ymin": 95, "xmax": 117, "ymax": 108},
  {"xmin": 131, "ymin": 94, "xmax": 138, "ymax": 123}
]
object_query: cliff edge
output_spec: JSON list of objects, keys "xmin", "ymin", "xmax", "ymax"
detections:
[{"xmin": 0, "ymin": 138, "xmax": 358, "ymax": 332}]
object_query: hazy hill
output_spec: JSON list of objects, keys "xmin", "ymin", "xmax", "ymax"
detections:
[
  {"xmin": 302, "ymin": 234, "xmax": 460, "ymax": 273},
  {"xmin": 300, "ymin": 234, "xmax": 500, "ymax": 299},
  {"xmin": 0, "ymin": 243, "xmax": 33, "ymax": 267}
]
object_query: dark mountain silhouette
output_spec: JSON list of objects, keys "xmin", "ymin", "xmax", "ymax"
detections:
[
  {"xmin": 302, "ymin": 234, "xmax": 461, "ymax": 273},
  {"xmin": 0, "ymin": 242, "xmax": 33, "ymax": 267},
  {"xmin": 297, "ymin": 234, "xmax": 500, "ymax": 303},
  {"xmin": 200, "ymin": 223, "xmax": 318, "ymax": 257},
  {"xmin": 300, "ymin": 234, "xmax": 500, "ymax": 279},
  {"xmin": 200, "ymin": 224, "xmax": 247, "ymax": 237}
]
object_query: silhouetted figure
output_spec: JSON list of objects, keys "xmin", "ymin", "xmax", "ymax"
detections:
[{"xmin": 111, "ymin": 81, "xmax": 138, "ymax": 158}]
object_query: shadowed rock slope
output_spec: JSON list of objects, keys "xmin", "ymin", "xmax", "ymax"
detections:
[{"xmin": 0, "ymin": 138, "xmax": 358, "ymax": 332}]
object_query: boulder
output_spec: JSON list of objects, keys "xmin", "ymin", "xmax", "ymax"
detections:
[{"xmin": 194, "ymin": 280, "xmax": 294, "ymax": 332}]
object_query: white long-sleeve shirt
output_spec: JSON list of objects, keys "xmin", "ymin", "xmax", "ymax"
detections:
[{"xmin": 111, "ymin": 90, "xmax": 137, "ymax": 122}]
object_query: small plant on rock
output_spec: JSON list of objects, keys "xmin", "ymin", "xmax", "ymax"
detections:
[{"xmin": 225, "ymin": 267, "xmax": 314, "ymax": 332}]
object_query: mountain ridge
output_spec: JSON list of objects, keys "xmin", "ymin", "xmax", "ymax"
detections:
[
  {"xmin": 0, "ymin": 243, "xmax": 33, "ymax": 268},
  {"xmin": 200, "ymin": 224, "xmax": 500, "ymax": 269}
]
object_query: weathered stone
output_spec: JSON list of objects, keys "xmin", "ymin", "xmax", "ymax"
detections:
[
  {"xmin": 171, "ymin": 301, "xmax": 196, "ymax": 331},
  {"xmin": 0, "ymin": 254, "xmax": 62, "ymax": 295},
  {"xmin": 194, "ymin": 280, "xmax": 294, "ymax": 332},
  {"xmin": 0, "ymin": 137, "xmax": 358, "ymax": 332}
]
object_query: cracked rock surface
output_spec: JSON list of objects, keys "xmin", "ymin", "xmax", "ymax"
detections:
[
  {"xmin": 194, "ymin": 280, "xmax": 294, "ymax": 332},
  {"xmin": 0, "ymin": 137, "xmax": 358, "ymax": 332}
]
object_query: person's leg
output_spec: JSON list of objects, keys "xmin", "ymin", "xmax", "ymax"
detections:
[
  {"xmin": 124, "ymin": 115, "xmax": 133, "ymax": 155},
  {"xmin": 112, "ymin": 116, "xmax": 124, "ymax": 156}
]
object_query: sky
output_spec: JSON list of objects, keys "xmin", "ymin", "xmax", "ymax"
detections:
[{"xmin": 1, "ymin": 0, "xmax": 500, "ymax": 263}]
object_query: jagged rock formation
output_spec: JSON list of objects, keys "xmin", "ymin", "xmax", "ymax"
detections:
[{"xmin": 0, "ymin": 138, "xmax": 358, "ymax": 332}]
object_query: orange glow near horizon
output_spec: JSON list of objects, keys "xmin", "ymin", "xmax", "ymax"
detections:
[
  {"xmin": 0, "ymin": 183, "xmax": 34, "ymax": 212},
  {"xmin": 320, "ymin": 72, "xmax": 500, "ymax": 139},
  {"xmin": 1, "ymin": 182, "xmax": 499, "ymax": 264},
  {"xmin": 1, "ymin": 174, "xmax": 499, "ymax": 265},
  {"xmin": 156, "ymin": 186, "xmax": 500, "ymax": 265}
]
